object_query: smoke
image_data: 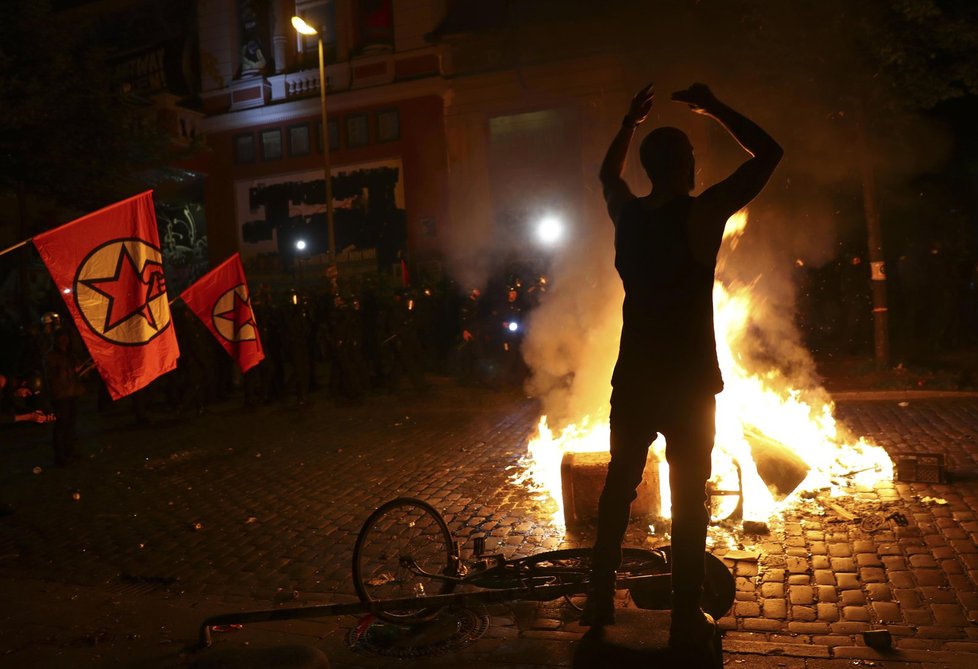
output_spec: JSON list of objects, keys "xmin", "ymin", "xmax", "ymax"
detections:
[
  {"xmin": 520, "ymin": 198, "xmax": 836, "ymax": 433},
  {"xmin": 440, "ymin": 203, "xmax": 493, "ymax": 292},
  {"xmin": 521, "ymin": 218, "xmax": 621, "ymax": 430},
  {"xmin": 437, "ymin": 121, "xmax": 496, "ymax": 291},
  {"xmin": 433, "ymin": 0, "xmax": 957, "ymax": 424}
]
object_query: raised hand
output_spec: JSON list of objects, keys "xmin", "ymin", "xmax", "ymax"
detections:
[
  {"xmin": 625, "ymin": 83, "xmax": 655, "ymax": 126},
  {"xmin": 671, "ymin": 83, "xmax": 719, "ymax": 114}
]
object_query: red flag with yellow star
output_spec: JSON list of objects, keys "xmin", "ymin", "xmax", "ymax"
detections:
[
  {"xmin": 32, "ymin": 191, "xmax": 179, "ymax": 400},
  {"xmin": 180, "ymin": 253, "xmax": 264, "ymax": 374}
]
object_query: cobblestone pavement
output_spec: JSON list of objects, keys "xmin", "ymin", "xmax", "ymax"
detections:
[{"xmin": 1, "ymin": 382, "xmax": 977, "ymax": 667}]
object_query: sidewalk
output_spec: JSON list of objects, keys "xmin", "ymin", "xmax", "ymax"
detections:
[{"xmin": 2, "ymin": 376, "xmax": 978, "ymax": 667}]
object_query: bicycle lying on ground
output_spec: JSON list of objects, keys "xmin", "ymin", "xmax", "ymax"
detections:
[
  {"xmin": 198, "ymin": 497, "xmax": 735, "ymax": 647},
  {"xmin": 352, "ymin": 497, "xmax": 734, "ymax": 623}
]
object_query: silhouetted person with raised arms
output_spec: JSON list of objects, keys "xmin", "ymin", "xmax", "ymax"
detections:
[{"xmin": 580, "ymin": 83, "xmax": 782, "ymax": 649}]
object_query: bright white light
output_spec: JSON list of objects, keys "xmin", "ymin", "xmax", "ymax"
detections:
[
  {"xmin": 295, "ymin": 239, "xmax": 307, "ymax": 251},
  {"xmin": 536, "ymin": 215, "xmax": 564, "ymax": 245},
  {"xmin": 507, "ymin": 321, "xmax": 519, "ymax": 332},
  {"xmin": 62, "ymin": 287, "xmax": 72, "ymax": 295}
]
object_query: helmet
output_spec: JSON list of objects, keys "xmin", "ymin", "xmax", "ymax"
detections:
[{"xmin": 40, "ymin": 312, "xmax": 61, "ymax": 331}]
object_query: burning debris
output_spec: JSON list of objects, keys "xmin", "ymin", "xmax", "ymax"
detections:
[
  {"xmin": 741, "ymin": 520, "xmax": 769, "ymax": 535},
  {"xmin": 514, "ymin": 210, "xmax": 894, "ymax": 535},
  {"xmin": 743, "ymin": 427, "xmax": 810, "ymax": 500}
]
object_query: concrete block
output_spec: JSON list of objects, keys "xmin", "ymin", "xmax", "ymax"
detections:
[{"xmin": 560, "ymin": 451, "xmax": 660, "ymax": 527}]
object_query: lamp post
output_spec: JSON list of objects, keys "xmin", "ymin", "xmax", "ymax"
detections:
[{"xmin": 292, "ymin": 16, "xmax": 336, "ymax": 279}]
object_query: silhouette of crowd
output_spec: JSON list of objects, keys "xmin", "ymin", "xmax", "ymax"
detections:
[{"xmin": 0, "ymin": 272, "xmax": 544, "ymax": 466}]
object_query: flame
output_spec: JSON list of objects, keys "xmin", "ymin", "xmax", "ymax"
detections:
[{"xmin": 516, "ymin": 210, "xmax": 892, "ymax": 529}]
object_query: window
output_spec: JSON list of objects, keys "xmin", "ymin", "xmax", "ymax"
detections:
[
  {"xmin": 346, "ymin": 113, "xmax": 369, "ymax": 147},
  {"xmin": 260, "ymin": 128, "xmax": 282, "ymax": 160},
  {"xmin": 354, "ymin": 0, "xmax": 393, "ymax": 52},
  {"xmin": 234, "ymin": 133, "xmax": 255, "ymax": 163},
  {"xmin": 376, "ymin": 108, "xmax": 399, "ymax": 142},
  {"xmin": 295, "ymin": 0, "xmax": 337, "ymax": 66},
  {"xmin": 316, "ymin": 119, "xmax": 339, "ymax": 151},
  {"xmin": 289, "ymin": 124, "xmax": 310, "ymax": 156}
]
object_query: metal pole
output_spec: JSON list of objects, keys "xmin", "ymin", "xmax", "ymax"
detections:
[
  {"xmin": 0, "ymin": 239, "xmax": 30, "ymax": 259},
  {"xmin": 856, "ymin": 104, "xmax": 889, "ymax": 370},
  {"xmin": 318, "ymin": 34, "xmax": 336, "ymax": 274}
]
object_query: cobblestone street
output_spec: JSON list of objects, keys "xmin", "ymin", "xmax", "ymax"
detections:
[{"xmin": 1, "ymin": 380, "xmax": 978, "ymax": 667}]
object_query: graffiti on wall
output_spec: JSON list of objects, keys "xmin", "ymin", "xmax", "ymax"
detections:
[
  {"xmin": 157, "ymin": 201, "xmax": 208, "ymax": 294},
  {"xmin": 235, "ymin": 158, "xmax": 406, "ymax": 272}
]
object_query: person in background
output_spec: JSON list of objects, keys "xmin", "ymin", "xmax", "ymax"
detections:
[
  {"xmin": 43, "ymin": 329, "xmax": 87, "ymax": 466},
  {"xmin": 0, "ymin": 372, "xmax": 53, "ymax": 426}
]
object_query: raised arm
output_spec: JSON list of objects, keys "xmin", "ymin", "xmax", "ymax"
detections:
[
  {"xmin": 672, "ymin": 84, "xmax": 783, "ymax": 216},
  {"xmin": 599, "ymin": 83, "xmax": 654, "ymax": 221}
]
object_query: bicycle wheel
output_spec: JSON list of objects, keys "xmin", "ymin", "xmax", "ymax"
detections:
[
  {"xmin": 352, "ymin": 497, "xmax": 456, "ymax": 625},
  {"xmin": 653, "ymin": 545, "xmax": 735, "ymax": 619}
]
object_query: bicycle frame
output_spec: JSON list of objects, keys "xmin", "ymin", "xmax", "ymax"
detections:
[
  {"xmin": 197, "ymin": 570, "xmax": 672, "ymax": 648},
  {"xmin": 197, "ymin": 497, "xmax": 733, "ymax": 649},
  {"xmin": 398, "ymin": 552, "xmax": 575, "ymax": 591}
]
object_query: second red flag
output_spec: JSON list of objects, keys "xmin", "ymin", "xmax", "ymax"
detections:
[{"xmin": 180, "ymin": 253, "xmax": 265, "ymax": 374}]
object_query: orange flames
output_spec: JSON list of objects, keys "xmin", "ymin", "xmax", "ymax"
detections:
[{"xmin": 515, "ymin": 211, "xmax": 892, "ymax": 529}]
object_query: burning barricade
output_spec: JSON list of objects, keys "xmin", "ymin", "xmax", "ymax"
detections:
[{"xmin": 514, "ymin": 211, "xmax": 893, "ymax": 537}]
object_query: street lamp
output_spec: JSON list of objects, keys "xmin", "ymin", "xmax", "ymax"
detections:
[{"xmin": 292, "ymin": 15, "xmax": 336, "ymax": 277}]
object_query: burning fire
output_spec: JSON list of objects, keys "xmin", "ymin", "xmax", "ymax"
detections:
[{"xmin": 516, "ymin": 211, "xmax": 892, "ymax": 529}]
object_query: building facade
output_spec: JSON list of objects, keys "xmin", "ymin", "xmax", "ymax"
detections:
[{"xmin": 196, "ymin": 0, "xmax": 636, "ymax": 289}]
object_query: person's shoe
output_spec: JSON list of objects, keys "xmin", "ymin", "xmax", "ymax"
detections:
[
  {"xmin": 669, "ymin": 607, "xmax": 716, "ymax": 650},
  {"xmin": 579, "ymin": 572, "xmax": 616, "ymax": 627}
]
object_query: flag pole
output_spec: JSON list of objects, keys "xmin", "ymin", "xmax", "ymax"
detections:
[
  {"xmin": 0, "ymin": 239, "xmax": 31, "ymax": 259},
  {"xmin": 1, "ymin": 191, "xmax": 155, "ymax": 261}
]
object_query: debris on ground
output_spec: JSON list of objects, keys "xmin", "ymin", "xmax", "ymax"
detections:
[
  {"xmin": 742, "ymin": 520, "xmax": 770, "ymax": 535},
  {"xmin": 818, "ymin": 497, "xmax": 857, "ymax": 520}
]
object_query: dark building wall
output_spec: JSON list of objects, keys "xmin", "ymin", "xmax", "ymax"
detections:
[{"xmin": 201, "ymin": 93, "xmax": 447, "ymax": 266}]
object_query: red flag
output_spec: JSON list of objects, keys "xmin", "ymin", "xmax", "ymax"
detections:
[
  {"xmin": 33, "ymin": 191, "xmax": 179, "ymax": 400},
  {"xmin": 180, "ymin": 253, "xmax": 264, "ymax": 374}
]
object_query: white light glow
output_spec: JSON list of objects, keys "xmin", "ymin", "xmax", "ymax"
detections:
[
  {"xmin": 536, "ymin": 215, "xmax": 564, "ymax": 246},
  {"xmin": 295, "ymin": 239, "xmax": 307, "ymax": 251}
]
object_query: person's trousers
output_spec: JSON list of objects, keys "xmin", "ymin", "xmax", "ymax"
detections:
[
  {"xmin": 591, "ymin": 392, "xmax": 715, "ymax": 604},
  {"xmin": 51, "ymin": 396, "xmax": 78, "ymax": 465}
]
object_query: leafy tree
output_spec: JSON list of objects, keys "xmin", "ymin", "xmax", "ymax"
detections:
[{"xmin": 870, "ymin": 0, "xmax": 978, "ymax": 111}]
